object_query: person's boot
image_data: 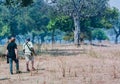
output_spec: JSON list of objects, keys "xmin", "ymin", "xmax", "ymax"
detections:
[
  {"xmin": 16, "ymin": 70, "xmax": 21, "ymax": 74},
  {"xmin": 32, "ymin": 61, "xmax": 35, "ymax": 71},
  {"xmin": 27, "ymin": 68, "xmax": 30, "ymax": 72},
  {"xmin": 7, "ymin": 57, "xmax": 9, "ymax": 64},
  {"xmin": 10, "ymin": 72, "xmax": 13, "ymax": 75},
  {"xmin": 26, "ymin": 63, "xmax": 30, "ymax": 71},
  {"xmin": 32, "ymin": 67, "xmax": 35, "ymax": 71}
]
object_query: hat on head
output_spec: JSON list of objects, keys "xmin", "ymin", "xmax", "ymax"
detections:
[{"xmin": 26, "ymin": 38, "xmax": 30, "ymax": 41}]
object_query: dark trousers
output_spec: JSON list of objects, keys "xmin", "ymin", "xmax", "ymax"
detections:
[{"xmin": 9, "ymin": 58, "xmax": 19, "ymax": 74}]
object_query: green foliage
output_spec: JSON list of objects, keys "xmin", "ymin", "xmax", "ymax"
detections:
[
  {"xmin": 47, "ymin": 19, "xmax": 56, "ymax": 30},
  {"xmin": 47, "ymin": 16, "xmax": 73, "ymax": 32},
  {"xmin": 80, "ymin": 7, "xmax": 119, "ymax": 29},
  {"xmin": 4, "ymin": 0, "xmax": 33, "ymax": 7},
  {"xmin": 0, "ymin": 0, "xmax": 119, "ymax": 44},
  {"xmin": 47, "ymin": 15, "xmax": 74, "ymax": 42},
  {"xmin": 21, "ymin": 0, "xmax": 33, "ymax": 7},
  {"xmin": 80, "ymin": 18, "xmax": 92, "ymax": 40},
  {"xmin": 105, "ymin": 7, "xmax": 119, "ymax": 21},
  {"xmin": 56, "ymin": 16, "xmax": 74, "ymax": 32},
  {"xmin": 63, "ymin": 32, "xmax": 74, "ymax": 41},
  {"xmin": 0, "ymin": 25, "xmax": 10, "ymax": 37},
  {"xmin": 5, "ymin": 0, "xmax": 11, "ymax": 5},
  {"xmin": 92, "ymin": 29, "xmax": 108, "ymax": 42},
  {"xmin": 79, "ymin": 7, "xmax": 120, "ymax": 41},
  {"xmin": 49, "ymin": 0, "xmax": 108, "ymax": 17},
  {"xmin": 100, "ymin": 7, "xmax": 119, "ymax": 28}
]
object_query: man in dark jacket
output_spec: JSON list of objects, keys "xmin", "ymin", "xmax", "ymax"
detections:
[
  {"xmin": 6, "ymin": 37, "xmax": 21, "ymax": 74},
  {"xmin": 6, "ymin": 36, "xmax": 11, "ymax": 64}
]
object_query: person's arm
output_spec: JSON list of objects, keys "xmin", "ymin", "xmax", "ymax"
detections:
[
  {"xmin": 30, "ymin": 42, "xmax": 33, "ymax": 48},
  {"xmin": 14, "ymin": 43, "xmax": 19, "ymax": 59},
  {"xmin": 6, "ymin": 44, "xmax": 9, "ymax": 56},
  {"xmin": 15, "ymin": 49, "xmax": 19, "ymax": 59},
  {"xmin": 5, "ymin": 50, "xmax": 8, "ymax": 56},
  {"xmin": 30, "ymin": 42, "xmax": 36, "ymax": 56},
  {"xmin": 30, "ymin": 42, "xmax": 34, "ymax": 51},
  {"xmin": 23, "ymin": 43, "xmax": 25, "ymax": 53}
]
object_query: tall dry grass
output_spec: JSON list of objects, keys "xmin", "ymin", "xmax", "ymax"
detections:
[{"xmin": 1, "ymin": 43, "xmax": 120, "ymax": 84}]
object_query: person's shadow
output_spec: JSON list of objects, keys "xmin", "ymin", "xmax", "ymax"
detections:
[
  {"xmin": 21, "ymin": 68, "xmax": 45, "ymax": 73},
  {"xmin": 0, "ymin": 77, "xmax": 10, "ymax": 81}
]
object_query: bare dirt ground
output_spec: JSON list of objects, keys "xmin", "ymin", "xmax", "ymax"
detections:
[{"xmin": 0, "ymin": 44, "xmax": 120, "ymax": 84}]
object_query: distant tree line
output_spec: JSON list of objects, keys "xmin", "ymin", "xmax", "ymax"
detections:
[{"xmin": 0, "ymin": 0, "xmax": 120, "ymax": 45}]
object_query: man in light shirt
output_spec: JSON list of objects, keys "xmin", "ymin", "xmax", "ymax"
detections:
[{"xmin": 23, "ymin": 38, "xmax": 35, "ymax": 71}]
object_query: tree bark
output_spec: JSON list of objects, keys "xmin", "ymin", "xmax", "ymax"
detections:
[{"xmin": 73, "ymin": 14, "xmax": 80, "ymax": 46}]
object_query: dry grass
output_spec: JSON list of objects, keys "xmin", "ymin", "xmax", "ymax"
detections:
[{"xmin": 1, "ymin": 43, "xmax": 120, "ymax": 84}]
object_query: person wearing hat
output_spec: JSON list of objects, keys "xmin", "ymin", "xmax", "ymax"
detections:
[
  {"xmin": 23, "ymin": 38, "xmax": 35, "ymax": 71},
  {"xmin": 6, "ymin": 37, "xmax": 21, "ymax": 74}
]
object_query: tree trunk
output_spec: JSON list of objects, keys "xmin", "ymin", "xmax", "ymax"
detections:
[
  {"xmin": 41, "ymin": 37, "xmax": 45, "ymax": 44},
  {"xmin": 32, "ymin": 33, "xmax": 35, "ymax": 44},
  {"xmin": 115, "ymin": 34, "xmax": 119, "ymax": 44},
  {"xmin": 37, "ymin": 36, "xmax": 41, "ymax": 53},
  {"xmin": 17, "ymin": 36, "xmax": 21, "ymax": 45},
  {"xmin": 73, "ymin": 14, "xmax": 80, "ymax": 46},
  {"xmin": 37, "ymin": 36, "xmax": 40, "ymax": 44},
  {"xmin": 10, "ymin": 24, "xmax": 16, "ymax": 37},
  {"xmin": 52, "ymin": 29, "xmax": 55, "ymax": 44}
]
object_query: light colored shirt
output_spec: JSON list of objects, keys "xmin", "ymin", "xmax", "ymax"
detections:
[{"xmin": 23, "ymin": 41, "xmax": 33, "ymax": 55}]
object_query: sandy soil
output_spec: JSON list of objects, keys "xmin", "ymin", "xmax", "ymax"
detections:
[{"xmin": 0, "ymin": 44, "xmax": 120, "ymax": 84}]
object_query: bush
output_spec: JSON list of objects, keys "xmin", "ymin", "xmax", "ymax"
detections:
[{"xmin": 92, "ymin": 29, "xmax": 108, "ymax": 42}]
